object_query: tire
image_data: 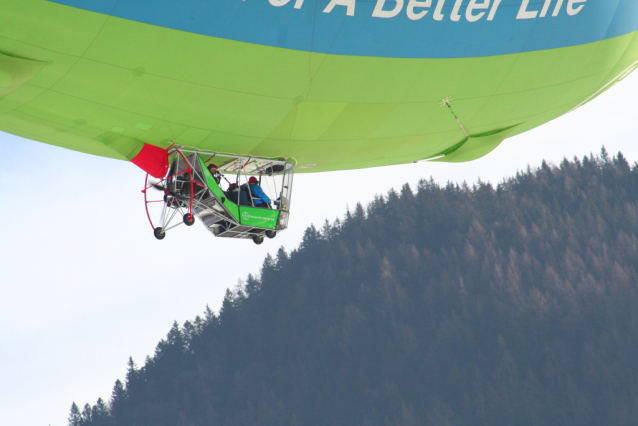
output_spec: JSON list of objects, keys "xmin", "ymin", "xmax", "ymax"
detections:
[
  {"xmin": 253, "ymin": 235, "xmax": 264, "ymax": 245},
  {"xmin": 154, "ymin": 227, "xmax": 166, "ymax": 240},
  {"xmin": 265, "ymin": 230, "xmax": 276, "ymax": 239},
  {"xmin": 183, "ymin": 213, "xmax": 195, "ymax": 226}
]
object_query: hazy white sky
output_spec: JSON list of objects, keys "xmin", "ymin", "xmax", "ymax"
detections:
[{"xmin": 2, "ymin": 72, "xmax": 638, "ymax": 426}]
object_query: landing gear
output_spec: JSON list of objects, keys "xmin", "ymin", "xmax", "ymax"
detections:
[
  {"xmin": 265, "ymin": 230, "xmax": 276, "ymax": 239},
  {"xmin": 253, "ymin": 235, "xmax": 264, "ymax": 245},
  {"xmin": 183, "ymin": 213, "xmax": 195, "ymax": 226},
  {"xmin": 154, "ymin": 227, "xmax": 166, "ymax": 240}
]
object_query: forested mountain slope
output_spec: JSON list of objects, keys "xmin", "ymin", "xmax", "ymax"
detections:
[{"xmin": 70, "ymin": 149, "xmax": 638, "ymax": 426}]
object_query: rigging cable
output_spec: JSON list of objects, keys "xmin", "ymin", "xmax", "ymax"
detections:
[{"xmin": 440, "ymin": 96, "xmax": 470, "ymax": 139}]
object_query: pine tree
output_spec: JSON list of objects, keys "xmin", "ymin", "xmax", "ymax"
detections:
[
  {"xmin": 67, "ymin": 403, "xmax": 81, "ymax": 426},
  {"xmin": 80, "ymin": 403, "xmax": 92, "ymax": 425},
  {"xmin": 108, "ymin": 379, "xmax": 126, "ymax": 422}
]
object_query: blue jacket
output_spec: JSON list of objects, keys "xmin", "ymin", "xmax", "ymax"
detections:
[{"xmin": 249, "ymin": 183, "xmax": 271, "ymax": 204}]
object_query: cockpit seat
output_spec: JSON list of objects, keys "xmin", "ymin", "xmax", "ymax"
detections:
[{"xmin": 225, "ymin": 188, "xmax": 249, "ymax": 206}]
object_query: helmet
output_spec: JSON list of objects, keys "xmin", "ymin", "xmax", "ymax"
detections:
[
  {"xmin": 249, "ymin": 177, "xmax": 258, "ymax": 184},
  {"xmin": 208, "ymin": 163, "xmax": 218, "ymax": 171}
]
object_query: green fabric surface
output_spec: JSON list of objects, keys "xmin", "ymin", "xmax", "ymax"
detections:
[
  {"xmin": 199, "ymin": 156, "xmax": 239, "ymax": 221},
  {"xmin": 1, "ymin": 0, "xmax": 638, "ymax": 170},
  {"xmin": 238, "ymin": 206, "xmax": 279, "ymax": 230}
]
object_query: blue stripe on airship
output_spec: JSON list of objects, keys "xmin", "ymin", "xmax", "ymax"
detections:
[{"xmin": 48, "ymin": 0, "xmax": 638, "ymax": 59}]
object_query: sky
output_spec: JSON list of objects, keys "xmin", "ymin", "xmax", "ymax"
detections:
[{"xmin": 2, "ymin": 71, "xmax": 638, "ymax": 426}]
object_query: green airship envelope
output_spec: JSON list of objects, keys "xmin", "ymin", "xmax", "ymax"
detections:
[{"xmin": 1, "ymin": 0, "xmax": 638, "ymax": 172}]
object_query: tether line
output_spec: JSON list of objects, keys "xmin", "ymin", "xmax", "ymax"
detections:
[{"xmin": 440, "ymin": 96, "xmax": 470, "ymax": 139}]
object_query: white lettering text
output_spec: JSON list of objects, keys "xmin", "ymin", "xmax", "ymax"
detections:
[
  {"xmin": 372, "ymin": 0, "xmax": 404, "ymax": 18},
  {"xmin": 451, "ymin": 0, "xmax": 464, "ymax": 21},
  {"xmin": 407, "ymin": 0, "xmax": 431, "ymax": 20},
  {"xmin": 466, "ymin": 0, "xmax": 490, "ymax": 22},
  {"xmin": 567, "ymin": 0, "xmax": 586, "ymax": 15},
  {"xmin": 270, "ymin": 0, "xmax": 586, "ymax": 22},
  {"xmin": 433, "ymin": 0, "xmax": 446, "ymax": 21},
  {"xmin": 487, "ymin": 0, "xmax": 503, "ymax": 20},
  {"xmin": 517, "ymin": 0, "xmax": 538, "ymax": 19},
  {"xmin": 323, "ymin": 0, "xmax": 356, "ymax": 15},
  {"xmin": 539, "ymin": 0, "xmax": 552, "ymax": 17}
]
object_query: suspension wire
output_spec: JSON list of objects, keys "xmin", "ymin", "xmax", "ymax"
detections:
[{"xmin": 440, "ymin": 96, "xmax": 470, "ymax": 138}]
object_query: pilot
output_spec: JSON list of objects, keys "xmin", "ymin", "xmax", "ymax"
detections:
[
  {"xmin": 248, "ymin": 176, "xmax": 271, "ymax": 208},
  {"xmin": 207, "ymin": 163, "xmax": 222, "ymax": 185}
]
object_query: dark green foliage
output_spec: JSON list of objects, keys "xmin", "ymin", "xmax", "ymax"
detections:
[
  {"xmin": 72, "ymin": 149, "xmax": 638, "ymax": 426},
  {"xmin": 67, "ymin": 403, "xmax": 80, "ymax": 426}
]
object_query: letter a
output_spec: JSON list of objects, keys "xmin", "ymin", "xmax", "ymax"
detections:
[{"xmin": 324, "ymin": 0, "xmax": 356, "ymax": 16}]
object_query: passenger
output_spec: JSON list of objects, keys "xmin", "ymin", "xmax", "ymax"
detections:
[
  {"xmin": 248, "ymin": 176, "xmax": 271, "ymax": 208},
  {"xmin": 225, "ymin": 183, "xmax": 249, "ymax": 206},
  {"xmin": 225, "ymin": 183, "xmax": 239, "ymax": 204}
]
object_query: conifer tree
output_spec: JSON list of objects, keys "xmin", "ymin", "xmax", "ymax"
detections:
[{"xmin": 67, "ymin": 403, "xmax": 81, "ymax": 426}]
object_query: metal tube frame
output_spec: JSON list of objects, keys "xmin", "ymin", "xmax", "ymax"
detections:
[{"xmin": 143, "ymin": 146, "xmax": 295, "ymax": 239}]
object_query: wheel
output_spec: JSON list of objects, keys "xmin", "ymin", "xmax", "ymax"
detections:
[
  {"xmin": 252, "ymin": 235, "xmax": 264, "ymax": 245},
  {"xmin": 265, "ymin": 230, "xmax": 276, "ymax": 239},
  {"xmin": 183, "ymin": 213, "xmax": 195, "ymax": 226},
  {"xmin": 154, "ymin": 227, "xmax": 166, "ymax": 240}
]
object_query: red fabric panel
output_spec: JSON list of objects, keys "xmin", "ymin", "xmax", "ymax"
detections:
[{"xmin": 131, "ymin": 143, "xmax": 169, "ymax": 178}]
